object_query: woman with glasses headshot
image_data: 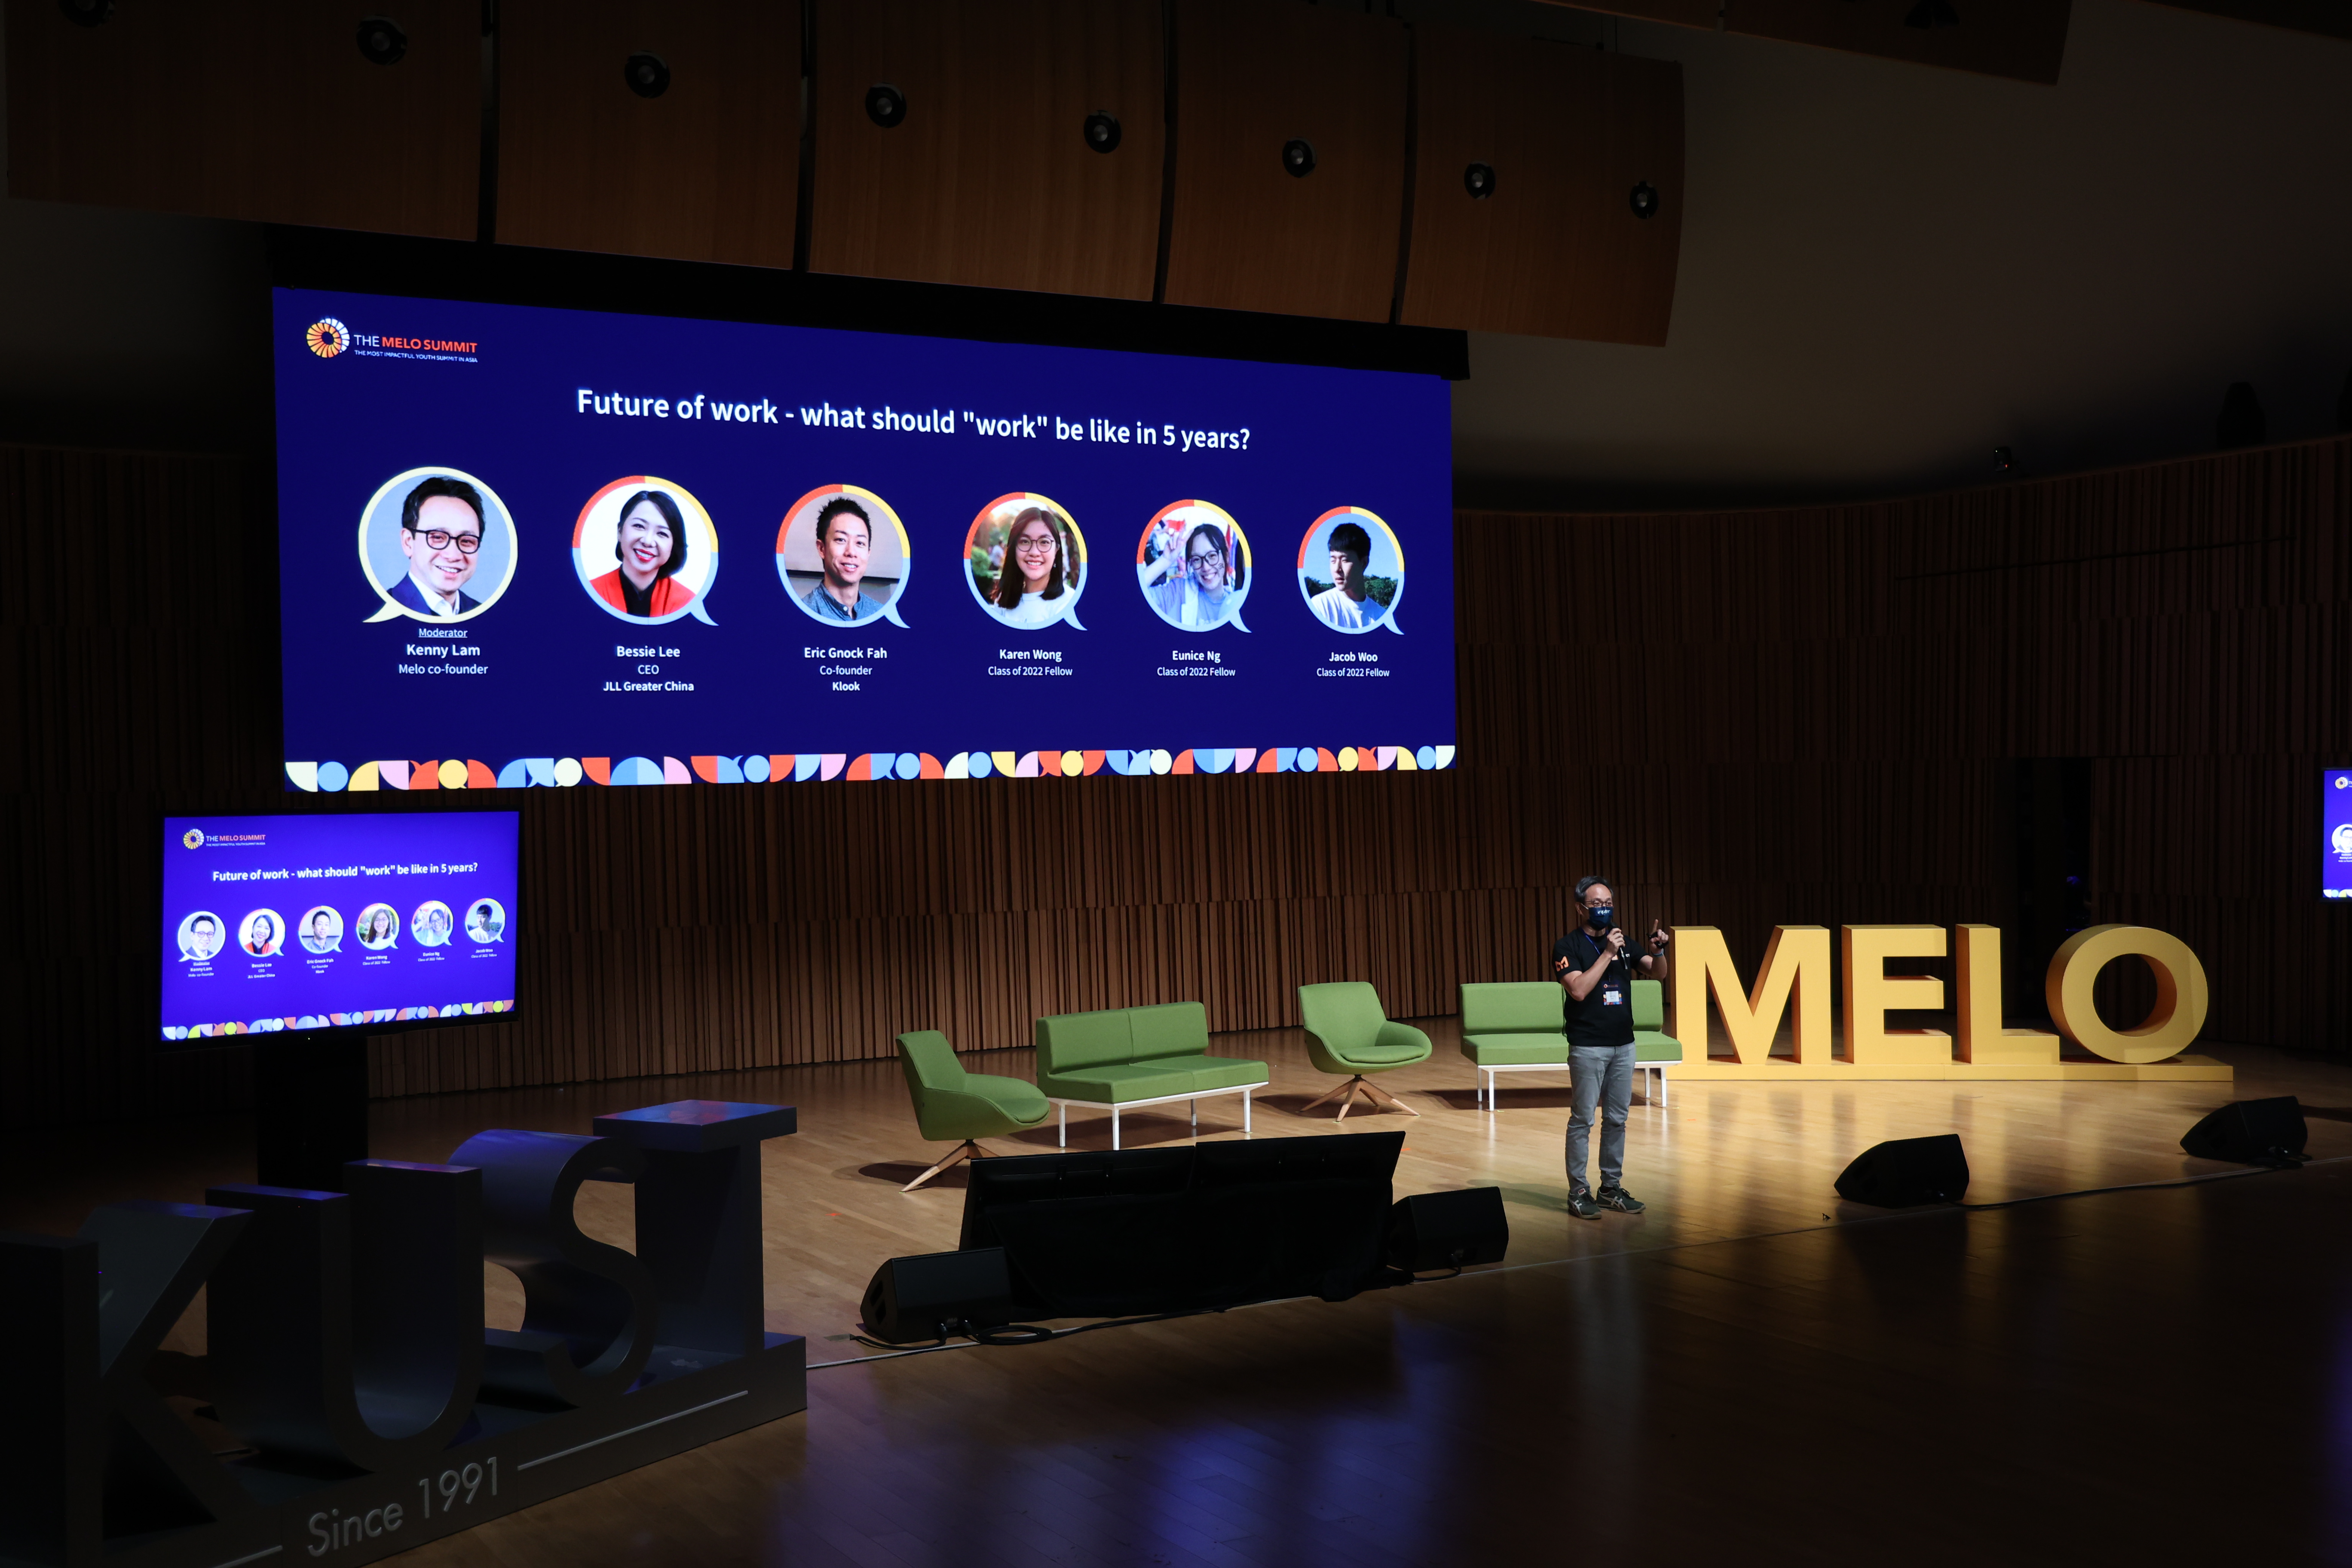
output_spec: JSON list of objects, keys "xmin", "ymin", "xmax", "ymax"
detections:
[
  {"xmin": 358, "ymin": 905, "xmax": 398, "ymax": 949},
  {"xmin": 1142, "ymin": 518, "xmax": 1244, "ymax": 630},
  {"xmin": 588, "ymin": 489, "xmax": 699, "ymax": 620},
  {"xmin": 987, "ymin": 505, "xmax": 1078, "ymax": 628}
]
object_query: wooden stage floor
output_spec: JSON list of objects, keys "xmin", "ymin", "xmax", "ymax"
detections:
[{"xmin": 13, "ymin": 1019, "xmax": 2352, "ymax": 1565}]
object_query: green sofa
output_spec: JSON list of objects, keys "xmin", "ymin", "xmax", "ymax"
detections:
[
  {"xmin": 1034, "ymin": 1001, "xmax": 1269, "ymax": 1149},
  {"xmin": 1458, "ymin": 978, "xmax": 1682, "ymax": 1109}
]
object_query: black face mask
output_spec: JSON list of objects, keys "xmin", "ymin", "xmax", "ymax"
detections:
[{"xmin": 1586, "ymin": 904, "xmax": 1614, "ymax": 929}]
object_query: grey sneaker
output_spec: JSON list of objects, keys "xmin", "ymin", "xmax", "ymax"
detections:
[
  {"xmin": 1567, "ymin": 1188, "xmax": 1602, "ymax": 1220},
  {"xmin": 1595, "ymin": 1185, "xmax": 1646, "ymax": 1214}
]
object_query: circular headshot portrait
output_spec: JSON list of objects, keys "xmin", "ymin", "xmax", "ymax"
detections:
[
  {"xmin": 238, "ymin": 909, "xmax": 285, "ymax": 958},
  {"xmin": 965, "ymin": 493, "xmax": 1087, "ymax": 630},
  {"xmin": 297, "ymin": 905, "xmax": 344, "ymax": 954},
  {"xmin": 177, "ymin": 910, "xmax": 226, "ymax": 963},
  {"xmin": 777, "ymin": 485, "xmax": 909, "ymax": 627},
  {"xmin": 1298, "ymin": 507, "xmax": 1405, "ymax": 633},
  {"xmin": 355, "ymin": 903, "xmax": 400, "ymax": 949},
  {"xmin": 357, "ymin": 467, "xmax": 520, "ymax": 623},
  {"xmin": 1138, "ymin": 502, "xmax": 1251, "ymax": 632},
  {"xmin": 464, "ymin": 898, "xmax": 508, "ymax": 944},
  {"xmin": 411, "ymin": 900, "xmax": 454, "ymax": 948},
  {"xmin": 572, "ymin": 476, "xmax": 720, "ymax": 625}
]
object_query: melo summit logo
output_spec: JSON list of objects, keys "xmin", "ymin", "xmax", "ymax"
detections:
[
  {"xmin": 302, "ymin": 314, "xmax": 480, "ymax": 363},
  {"xmin": 182, "ymin": 827, "xmax": 204, "ymax": 849}
]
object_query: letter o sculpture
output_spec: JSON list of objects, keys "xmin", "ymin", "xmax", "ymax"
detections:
[{"xmin": 2045, "ymin": 924, "xmax": 2209, "ymax": 1063}]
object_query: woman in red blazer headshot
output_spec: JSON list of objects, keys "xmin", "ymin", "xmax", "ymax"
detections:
[{"xmin": 588, "ymin": 489, "xmax": 699, "ymax": 619}]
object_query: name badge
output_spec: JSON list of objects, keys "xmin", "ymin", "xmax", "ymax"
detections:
[{"xmin": 1602, "ymin": 986, "xmax": 1624, "ymax": 1007}]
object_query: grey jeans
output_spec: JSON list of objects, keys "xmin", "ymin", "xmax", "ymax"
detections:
[{"xmin": 1566, "ymin": 1042, "xmax": 1635, "ymax": 1193}]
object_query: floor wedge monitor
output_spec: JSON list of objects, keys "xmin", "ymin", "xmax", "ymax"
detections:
[
  {"xmin": 860, "ymin": 1246, "xmax": 1016, "ymax": 1344},
  {"xmin": 2181, "ymin": 1096, "xmax": 2309, "ymax": 1165},
  {"xmin": 1386, "ymin": 1187, "xmax": 1508, "ymax": 1272},
  {"xmin": 1834, "ymin": 1133, "xmax": 1969, "ymax": 1207},
  {"xmin": 960, "ymin": 1134, "xmax": 1403, "ymax": 1317}
]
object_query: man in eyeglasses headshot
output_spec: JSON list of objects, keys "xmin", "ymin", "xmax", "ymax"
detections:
[{"xmin": 387, "ymin": 475, "xmax": 489, "ymax": 618}]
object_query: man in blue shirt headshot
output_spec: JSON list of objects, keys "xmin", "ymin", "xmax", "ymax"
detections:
[
  {"xmin": 387, "ymin": 476, "xmax": 488, "ymax": 618},
  {"xmin": 802, "ymin": 496, "xmax": 887, "ymax": 623}
]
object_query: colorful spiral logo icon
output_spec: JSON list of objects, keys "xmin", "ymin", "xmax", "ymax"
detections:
[
  {"xmin": 306, "ymin": 317, "xmax": 351, "ymax": 359},
  {"xmin": 182, "ymin": 828, "xmax": 204, "ymax": 849}
]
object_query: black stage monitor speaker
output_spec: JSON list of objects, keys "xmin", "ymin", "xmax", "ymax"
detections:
[
  {"xmin": 860, "ymin": 1246, "xmax": 1014, "ymax": 1344},
  {"xmin": 1834, "ymin": 1134, "xmax": 1969, "ymax": 1207},
  {"xmin": 2181, "ymin": 1096, "xmax": 2308, "ymax": 1165},
  {"xmin": 1387, "ymin": 1187, "xmax": 1508, "ymax": 1273}
]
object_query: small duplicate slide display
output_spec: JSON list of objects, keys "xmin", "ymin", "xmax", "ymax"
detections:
[{"xmin": 162, "ymin": 811, "xmax": 518, "ymax": 1041}]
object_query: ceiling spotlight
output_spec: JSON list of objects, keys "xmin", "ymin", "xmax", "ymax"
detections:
[
  {"xmin": 1905, "ymin": 0, "xmax": 1960, "ymax": 27},
  {"xmin": 356, "ymin": 16, "xmax": 407, "ymax": 66},
  {"xmin": 1084, "ymin": 111, "xmax": 1121, "ymax": 153},
  {"xmin": 624, "ymin": 51, "xmax": 670, "ymax": 98},
  {"xmin": 1464, "ymin": 162, "xmax": 1495, "ymax": 199},
  {"xmin": 1282, "ymin": 138, "xmax": 1316, "ymax": 178},
  {"xmin": 1629, "ymin": 181, "xmax": 1659, "ymax": 219},
  {"xmin": 867, "ymin": 84, "xmax": 907, "ymax": 128},
  {"xmin": 57, "ymin": 0, "xmax": 110, "ymax": 24}
]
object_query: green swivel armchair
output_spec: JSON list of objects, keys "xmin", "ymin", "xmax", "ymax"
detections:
[
  {"xmin": 895, "ymin": 1030, "xmax": 1051, "ymax": 1192},
  {"xmin": 1295, "ymin": 983, "xmax": 1434, "ymax": 1120}
]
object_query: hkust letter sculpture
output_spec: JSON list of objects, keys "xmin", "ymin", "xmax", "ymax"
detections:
[{"xmin": 0, "ymin": 1099, "xmax": 803, "ymax": 1568}]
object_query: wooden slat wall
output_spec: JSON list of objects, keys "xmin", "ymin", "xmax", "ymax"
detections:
[
  {"xmin": 6, "ymin": 0, "xmax": 480, "ymax": 238},
  {"xmin": 1159, "ymin": 0, "xmax": 1410, "ymax": 322},
  {"xmin": 806, "ymin": 0, "xmax": 1165, "ymax": 298},
  {"xmin": 495, "ymin": 0, "xmax": 802, "ymax": 268},
  {"xmin": 9, "ymin": 435, "xmax": 2348, "ymax": 1128},
  {"xmin": 1402, "ymin": 28, "xmax": 1683, "ymax": 345}
]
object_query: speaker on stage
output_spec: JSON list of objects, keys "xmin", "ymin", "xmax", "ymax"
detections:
[
  {"xmin": 1386, "ymin": 1187, "xmax": 1509, "ymax": 1273},
  {"xmin": 1835, "ymin": 1134, "xmax": 1969, "ymax": 1207},
  {"xmin": 860, "ymin": 1246, "xmax": 1015, "ymax": 1344},
  {"xmin": 2181, "ymin": 1096, "xmax": 2308, "ymax": 1165}
]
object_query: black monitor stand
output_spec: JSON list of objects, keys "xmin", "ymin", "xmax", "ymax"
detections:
[{"xmin": 252, "ymin": 1030, "xmax": 370, "ymax": 1192}]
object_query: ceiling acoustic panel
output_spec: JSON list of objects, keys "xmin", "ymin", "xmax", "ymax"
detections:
[
  {"xmin": 1402, "ymin": 29, "xmax": 1683, "ymax": 346},
  {"xmin": 1161, "ymin": 0, "xmax": 1410, "ymax": 323},
  {"xmin": 808, "ymin": 0, "xmax": 1165, "ymax": 299},
  {"xmin": 496, "ymin": 0, "xmax": 802, "ymax": 267},
  {"xmin": 6, "ymin": 0, "xmax": 479, "ymax": 237},
  {"xmin": 1559, "ymin": 0, "xmax": 2073, "ymax": 84}
]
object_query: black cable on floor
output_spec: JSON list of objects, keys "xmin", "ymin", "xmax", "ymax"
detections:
[
  {"xmin": 1955, "ymin": 1152, "xmax": 2329, "ymax": 1211},
  {"xmin": 813, "ymin": 1307, "xmax": 1225, "ymax": 1368}
]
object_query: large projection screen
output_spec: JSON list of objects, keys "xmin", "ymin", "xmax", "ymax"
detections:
[{"xmin": 273, "ymin": 283, "xmax": 1455, "ymax": 787}]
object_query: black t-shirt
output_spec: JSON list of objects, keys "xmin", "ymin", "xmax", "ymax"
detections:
[{"xmin": 1552, "ymin": 928, "xmax": 1636, "ymax": 1048}]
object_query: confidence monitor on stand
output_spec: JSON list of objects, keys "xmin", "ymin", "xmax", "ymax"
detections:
[{"xmin": 162, "ymin": 810, "xmax": 521, "ymax": 1190}]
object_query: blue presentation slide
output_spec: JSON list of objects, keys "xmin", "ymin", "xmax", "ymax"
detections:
[
  {"xmin": 274, "ymin": 287, "xmax": 1455, "ymax": 787},
  {"xmin": 161, "ymin": 812, "xmax": 519, "ymax": 1038},
  {"xmin": 2325, "ymin": 770, "xmax": 2352, "ymax": 898}
]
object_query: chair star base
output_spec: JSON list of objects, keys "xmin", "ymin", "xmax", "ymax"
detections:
[
  {"xmin": 1299, "ymin": 1073, "xmax": 1420, "ymax": 1121},
  {"xmin": 903, "ymin": 1137, "xmax": 997, "ymax": 1192}
]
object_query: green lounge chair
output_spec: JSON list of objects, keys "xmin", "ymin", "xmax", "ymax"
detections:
[
  {"xmin": 1296, "ymin": 982, "xmax": 1433, "ymax": 1120},
  {"xmin": 895, "ymin": 1030, "xmax": 1051, "ymax": 1191}
]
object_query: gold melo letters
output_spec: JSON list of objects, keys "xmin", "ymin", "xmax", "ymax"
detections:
[{"xmin": 1666, "ymin": 923, "xmax": 2226, "ymax": 1081}]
